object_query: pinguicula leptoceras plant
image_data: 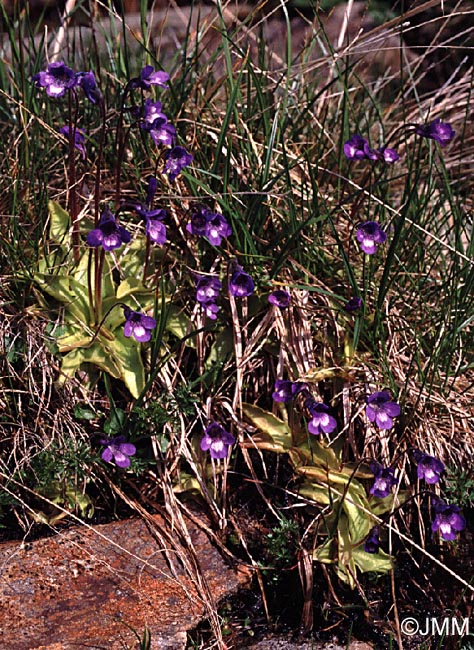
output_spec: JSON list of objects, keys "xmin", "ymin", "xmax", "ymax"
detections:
[
  {"xmin": 116, "ymin": 65, "xmax": 191, "ymax": 201},
  {"xmin": 30, "ymin": 60, "xmax": 192, "ymax": 400},
  {"xmin": 33, "ymin": 62, "xmax": 105, "ymax": 262}
]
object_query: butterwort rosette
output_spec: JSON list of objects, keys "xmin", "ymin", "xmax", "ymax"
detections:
[
  {"xmin": 364, "ymin": 526, "xmax": 380, "ymax": 554},
  {"xmin": 163, "ymin": 146, "xmax": 193, "ymax": 181},
  {"xmin": 87, "ymin": 207, "xmax": 131, "ymax": 251},
  {"xmin": 100, "ymin": 435, "xmax": 136, "ymax": 468},
  {"xmin": 415, "ymin": 119, "xmax": 455, "ymax": 146},
  {"xmin": 413, "ymin": 450, "xmax": 445, "ymax": 484},
  {"xmin": 369, "ymin": 461, "xmax": 398, "ymax": 498},
  {"xmin": 306, "ymin": 399, "xmax": 337, "ymax": 436},
  {"xmin": 366, "ymin": 391, "xmax": 400, "ymax": 430},
  {"xmin": 431, "ymin": 498, "xmax": 465, "ymax": 541},
  {"xmin": 356, "ymin": 221, "xmax": 387, "ymax": 255},
  {"xmin": 123, "ymin": 307, "xmax": 157, "ymax": 342},
  {"xmin": 229, "ymin": 264, "xmax": 255, "ymax": 298},
  {"xmin": 268, "ymin": 290, "xmax": 290, "ymax": 309},
  {"xmin": 33, "ymin": 61, "xmax": 77, "ymax": 97},
  {"xmin": 200, "ymin": 422, "xmax": 235, "ymax": 460}
]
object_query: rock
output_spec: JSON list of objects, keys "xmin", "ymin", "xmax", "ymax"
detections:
[{"xmin": 0, "ymin": 514, "xmax": 250, "ymax": 649}]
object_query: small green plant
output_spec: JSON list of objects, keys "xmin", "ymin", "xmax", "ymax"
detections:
[
  {"xmin": 265, "ymin": 516, "xmax": 299, "ymax": 568},
  {"xmin": 444, "ymin": 467, "xmax": 474, "ymax": 510},
  {"xmin": 19, "ymin": 437, "xmax": 95, "ymax": 524}
]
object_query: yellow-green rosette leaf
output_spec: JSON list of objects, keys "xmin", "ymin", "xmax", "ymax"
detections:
[
  {"xmin": 48, "ymin": 200, "xmax": 70, "ymax": 243},
  {"xmin": 352, "ymin": 545, "xmax": 393, "ymax": 575},
  {"xmin": 242, "ymin": 403, "xmax": 293, "ymax": 452}
]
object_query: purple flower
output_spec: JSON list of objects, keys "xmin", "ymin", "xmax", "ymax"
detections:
[
  {"xmin": 364, "ymin": 526, "xmax": 380, "ymax": 553},
  {"xmin": 272, "ymin": 380, "xmax": 293, "ymax": 402},
  {"xmin": 131, "ymin": 65, "xmax": 170, "ymax": 90},
  {"xmin": 123, "ymin": 307, "xmax": 157, "ymax": 342},
  {"xmin": 366, "ymin": 391, "xmax": 400, "ymax": 430},
  {"xmin": 203, "ymin": 302, "xmax": 220, "ymax": 320},
  {"xmin": 186, "ymin": 207, "xmax": 211, "ymax": 237},
  {"xmin": 76, "ymin": 71, "xmax": 102, "ymax": 104},
  {"xmin": 415, "ymin": 119, "xmax": 455, "ymax": 146},
  {"xmin": 344, "ymin": 134, "xmax": 398, "ymax": 163},
  {"xmin": 344, "ymin": 296, "xmax": 363, "ymax": 313},
  {"xmin": 200, "ymin": 422, "xmax": 235, "ymax": 459},
  {"xmin": 344, "ymin": 134, "xmax": 368, "ymax": 160},
  {"xmin": 369, "ymin": 461, "xmax": 398, "ymax": 498},
  {"xmin": 306, "ymin": 400, "xmax": 337, "ymax": 435},
  {"xmin": 268, "ymin": 290, "xmax": 290, "ymax": 309},
  {"xmin": 145, "ymin": 176, "xmax": 158, "ymax": 206},
  {"xmin": 196, "ymin": 276, "xmax": 222, "ymax": 304},
  {"xmin": 142, "ymin": 99, "xmax": 166, "ymax": 123},
  {"xmin": 195, "ymin": 276, "xmax": 222, "ymax": 320},
  {"xmin": 186, "ymin": 206, "xmax": 232, "ymax": 246},
  {"xmin": 142, "ymin": 116, "xmax": 176, "ymax": 147},
  {"xmin": 123, "ymin": 200, "xmax": 167, "ymax": 245},
  {"xmin": 163, "ymin": 146, "xmax": 193, "ymax": 181},
  {"xmin": 363, "ymin": 142, "xmax": 399, "ymax": 164},
  {"xmin": 413, "ymin": 450, "xmax": 445, "ymax": 484},
  {"xmin": 100, "ymin": 435, "xmax": 136, "ymax": 468},
  {"xmin": 59, "ymin": 125, "xmax": 86, "ymax": 159},
  {"xmin": 206, "ymin": 212, "xmax": 233, "ymax": 246},
  {"xmin": 146, "ymin": 217, "xmax": 167, "ymax": 245},
  {"xmin": 229, "ymin": 264, "xmax": 255, "ymax": 298},
  {"xmin": 356, "ymin": 221, "xmax": 387, "ymax": 255},
  {"xmin": 431, "ymin": 499, "xmax": 465, "ymax": 541},
  {"xmin": 379, "ymin": 147, "xmax": 400, "ymax": 163},
  {"xmin": 33, "ymin": 61, "xmax": 77, "ymax": 97},
  {"xmin": 87, "ymin": 207, "xmax": 131, "ymax": 251}
]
